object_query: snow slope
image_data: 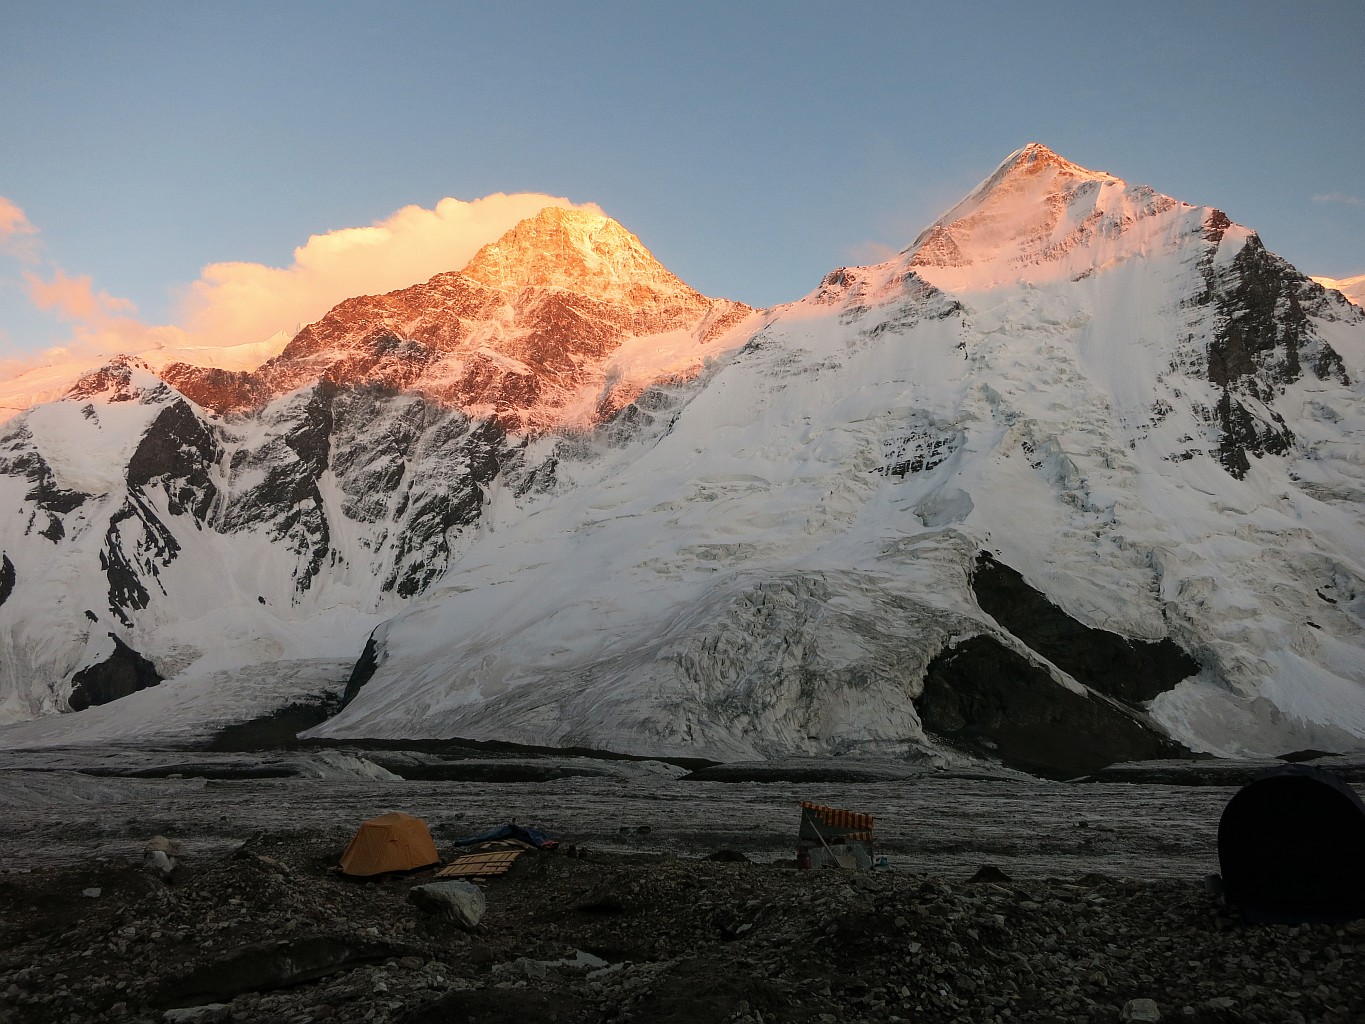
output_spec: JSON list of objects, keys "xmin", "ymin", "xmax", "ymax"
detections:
[
  {"xmin": 0, "ymin": 210, "xmax": 756, "ymax": 732},
  {"xmin": 0, "ymin": 335, "xmax": 288, "ymax": 426},
  {"xmin": 2, "ymin": 146, "xmax": 1362, "ymax": 772},
  {"xmin": 310, "ymin": 145, "xmax": 1365, "ymax": 763},
  {"xmin": 1312, "ymin": 274, "xmax": 1365, "ymax": 310}
]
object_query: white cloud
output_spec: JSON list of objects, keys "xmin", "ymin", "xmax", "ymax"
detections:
[
  {"xmin": 4, "ymin": 192, "xmax": 603, "ymax": 376},
  {"xmin": 26, "ymin": 268, "xmax": 137, "ymax": 322},
  {"xmin": 170, "ymin": 193, "xmax": 602, "ymax": 357},
  {"xmin": 0, "ymin": 196, "xmax": 39, "ymax": 261},
  {"xmin": 1311, "ymin": 192, "xmax": 1364, "ymax": 208},
  {"xmin": 845, "ymin": 240, "xmax": 900, "ymax": 266}
]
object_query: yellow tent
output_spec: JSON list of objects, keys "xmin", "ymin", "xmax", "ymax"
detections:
[{"xmin": 339, "ymin": 811, "xmax": 440, "ymax": 877}]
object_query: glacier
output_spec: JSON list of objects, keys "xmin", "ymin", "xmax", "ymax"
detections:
[{"xmin": 1, "ymin": 145, "xmax": 1362, "ymax": 774}]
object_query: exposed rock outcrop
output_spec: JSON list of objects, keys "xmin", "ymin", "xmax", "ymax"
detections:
[
  {"xmin": 971, "ymin": 553, "xmax": 1198, "ymax": 705},
  {"xmin": 916, "ymin": 634, "xmax": 1193, "ymax": 778},
  {"xmin": 67, "ymin": 634, "xmax": 163, "ymax": 712}
]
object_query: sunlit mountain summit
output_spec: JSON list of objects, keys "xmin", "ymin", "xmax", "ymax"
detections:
[{"xmin": 1, "ymin": 146, "xmax": 1362, "ymax": 777}]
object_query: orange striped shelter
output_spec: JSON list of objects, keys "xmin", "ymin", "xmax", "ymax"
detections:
[
  {"xmin": 339, "ymin": 811, "xmax": 440, "ymax": 877},
  {"xmin": 799, "ymin": 801, "xmax": 875, "ymax": 840},
  {"xmin": 798, "ymin": 801, "xmax": 876, "ymax": 869}
]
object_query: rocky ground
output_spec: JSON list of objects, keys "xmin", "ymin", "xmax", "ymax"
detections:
[
  {"xmin": 2, "ymin": 832, "xmax": 1363, "ymax": 1024},
  {"xmin": 2, "ymin": 748, "xmax": 1364, "ymax": 1024}
]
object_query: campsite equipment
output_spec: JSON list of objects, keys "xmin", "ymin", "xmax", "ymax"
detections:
[
  {"xmin": 449, "ymin": 822, "xmax": 558, "ymax": 850},
  {"xmin": 434, "ymin": 821, "xmax": 564, "ymax": 880},
  {"xmin": 338, "ymin": 812, "xmax": 440, "ymax": 877},
  {"xmin": 1217, "ymin": 764, "xmax": 1365, "ymax": 924},
  {"xmin": 436, "ymin": 841, "xmax": 528, "ymax": 880},
  {"xmin": 798, "ymin": 802, "xmax": 875, "ymax": 870}
]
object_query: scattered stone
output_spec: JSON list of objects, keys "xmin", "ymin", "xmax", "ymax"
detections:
[
  {"xmin": 2, "ymin": 837, "xmax": 1362, "ymax": 1024},
  {"xmin": 155, "ymin": 937, "xmax": 406, "ymax": 1008},
  {"xmin": 498, "ymin": 957, "xmax": 548, "ymax": 980},
  {"xmin": 968, "ymin": 865, "xmax": 1012, "ymax": 883},
  {"xmin": 81, "ymin": 887, "xmax": 101, "ymax": 898},
  {"xmin": 236, "ymin": 850, "xmax": 291, "ymax": 875}
]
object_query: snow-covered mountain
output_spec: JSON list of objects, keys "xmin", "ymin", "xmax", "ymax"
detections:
[
  {"xmin": 0, "ymin": 208, "xmax": 754, "ymax": 728},
  {"xmin": 2, "ymin": 146, "xmax": 1363, "ymax": 775},
  {"xmin": 1312, "ymin": 274, "xmax": 1365, "ymax": 310}
]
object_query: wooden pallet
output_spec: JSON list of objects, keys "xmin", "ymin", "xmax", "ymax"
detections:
[{"xmin": 435, "ymin": 848, "xmax": 525, "ymax": 879}]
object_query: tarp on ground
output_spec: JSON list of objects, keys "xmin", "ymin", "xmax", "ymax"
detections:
[
  {"xmin": 449, "ymin": 823, "xmax": 557, "ymax": 849},
  {"xmin": 339, "ymin": 811, "xmax": 440, "ymax": 877},
  {"xmin": 1218, "ymin": 764, "xmax": 1365, "ymax": 924}
]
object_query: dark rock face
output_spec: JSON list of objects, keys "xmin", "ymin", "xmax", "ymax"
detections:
[
  {"xmin": 1197, "ymin": 230, "xmax": 1351, "ymax": 479},
  {"xmin": 1213, "ymin": 388, "xmax": 1293, "ymax": 479},
  {"xmin": 206, "ymin": 694, "xmax": 343, "ymax": 751},
  {"xmin": 215, "ymin": 383, "xmax": 336, "ymax": 595},
  {"xmin": 206, "ymin": 383, "xmax": 521, "ymax": 601},
  {"xmin": 1, "ymin": 375, "xmax": 526, "ymax": 655},
  {"xmin": 325, "ymin": 388, "xmax": 519, "ymax": 597},
  {"xmin": 916, "ymin": 634, "xmax": 1191, "ymax": 778},
  {"xmin": 341, "ymin": 632, "xmax": 381, "ymax": 708},
  {"xmin": 125, "ymin": 399, "xmax": 220, "ymax": 519},
  {"xmin": 1207, "ymin": 239, "xmax": 1312, "ymax": 389},
  {"xmin": 0, "ymin": 431, "xmax": 87, "ymax": 543},
  {"xmin": 971, "ymin": 553, "xmax": 1198, "ymax": 705},
  {"xmin": 67, "ymin": 633, "xmax": 163, "ymax": 712},
  {"xmin": 0, "ymin": 553, "xmax": 13, "ymax": 607},
  {"xmin": 100, "ymin": 494, "xmax": 183, "ymax": 626},
  {"xmin": 0, "ymin": 397, "xmax": 215, "ymax": 626},
  {"xmin": 65, "ymin": 357, "xmax": 164, "ymax": 404}
]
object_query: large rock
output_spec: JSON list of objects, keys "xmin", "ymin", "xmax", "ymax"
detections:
[{"xmin": 408, "ymin": 880, "xmax": 486, "ymax": 929}]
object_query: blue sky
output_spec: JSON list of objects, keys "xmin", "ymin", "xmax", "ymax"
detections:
[{"xmin": 2, "ymin": 1, "xmax": 1362, "ymax": 365}]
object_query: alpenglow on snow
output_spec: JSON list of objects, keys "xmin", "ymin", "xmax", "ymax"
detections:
[{"xmin": 0, "ymin": 145, "xmax": 1362, "ymax": 775}]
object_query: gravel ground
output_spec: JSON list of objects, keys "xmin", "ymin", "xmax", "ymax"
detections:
[
  {"xmin": 0, "ymin": 747, "xmax": 1362, "ymax": 1023},
  {"xmin": 2, "ymin": 838, "xmax": 1363, "ymax": 1024}
]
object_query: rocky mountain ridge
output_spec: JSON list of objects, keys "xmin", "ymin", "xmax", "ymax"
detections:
[
  {"xmin": 305, "ymin": 145, "xmax": 1364, "ymax": 768},
  {"xmin": 1, "ymin": 145, "xmax": 1362, "ymax": 775},
  {"xmin": 0, "ymin": 210, "xmax": 756, "ymax": 726},
  {"xmin": 160, "ymin": 207, "xmax": 751, "ymax": 431}
]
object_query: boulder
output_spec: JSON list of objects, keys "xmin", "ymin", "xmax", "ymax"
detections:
[
  {"xmin": 143, "ymin": 849, "xmax": 176, "ymax": 880},
  {"xmin": 1121, "ymin": 998, "xmax": 1162, "ymax": 1022},
  {"xmin": 408, "ymin": 880, "xmax": 486, "ymax": 929}
]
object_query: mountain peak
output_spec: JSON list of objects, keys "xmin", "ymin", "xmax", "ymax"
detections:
[
  {"xmin": 997, "ymin": 142, "xmax": 1116, "ymax": 183},
  {"xmin": 160, "ymin": 204, "xmax": 753, "ymax": 430},
  {"xmin": 64, "ymin": 355, "xmax": 164, "ymax": 405},
  {"xmin": 459, "ymin": 206, "xmax": 694, "ymax": 303},
  {"xmin": 930, "ymin": 143, "xmax": 1121, "ymax": 233},
  {"xmin": 903, "ymin": 143, "xmax": 1194, "ymax": 288}
]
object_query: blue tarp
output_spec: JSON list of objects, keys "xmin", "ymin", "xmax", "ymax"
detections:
[{"xmin": 450, "ymin": 823, "xmax": 557, "ymax": 849}]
